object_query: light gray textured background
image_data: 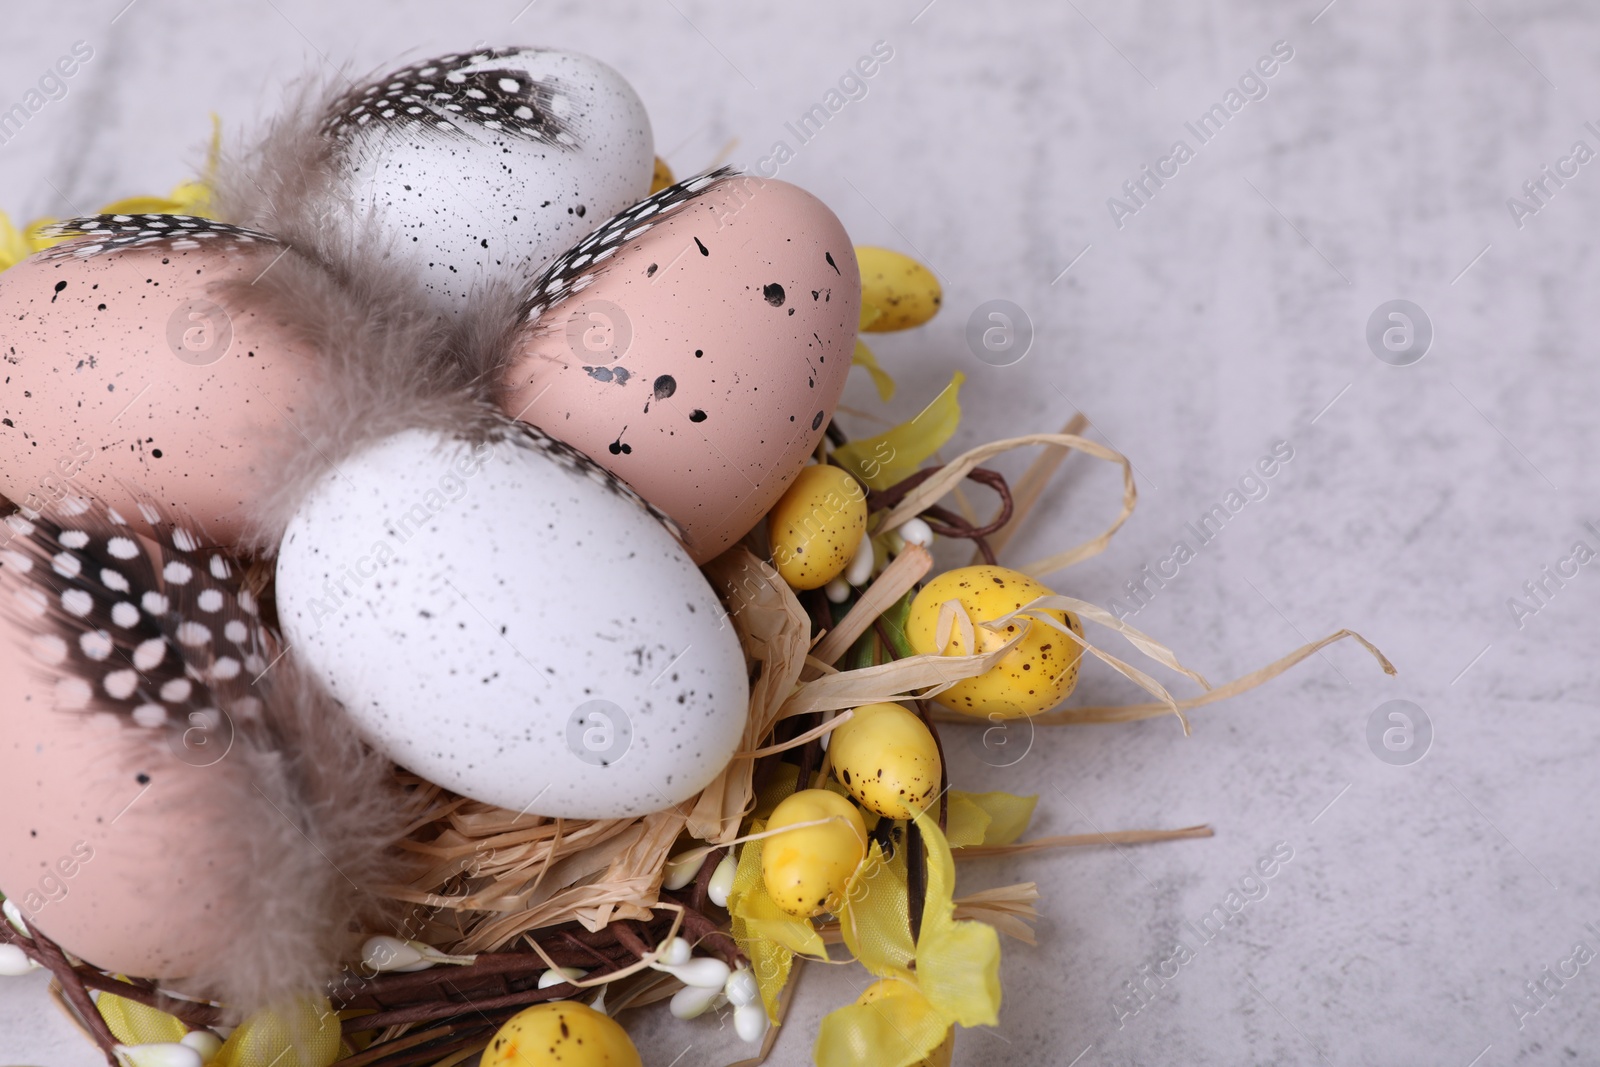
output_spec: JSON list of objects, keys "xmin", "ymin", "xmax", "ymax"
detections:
[{"xmin": 3, "ymin": 1, "xmax": 1598, "ymax": 1064}]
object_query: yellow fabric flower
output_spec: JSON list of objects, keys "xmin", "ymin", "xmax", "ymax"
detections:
[
  {"xmin": 831, "ymin": 373, "xmax": 965, "ymax": 491},
  {"xmin": 817, "ymin": 812, "xmax": 1001, "ymax": 1067}
]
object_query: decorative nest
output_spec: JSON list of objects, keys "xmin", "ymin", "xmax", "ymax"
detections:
[{"xmin": 3, "ymin": 405, "xmax": 1394, "ymax": 1067}]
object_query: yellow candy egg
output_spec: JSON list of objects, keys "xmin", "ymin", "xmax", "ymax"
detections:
[
  {"xmin": 855, "ymin": 980, "xmax": 955, "ymax": 1067},
  {"xmin": 830, "ymin": 703, "xmax": 942, "ymax": 820},
  {"xmin": 761, "ymin": 788, "xmax": 868, "ymax": 917},
  {"xmin": 768, "ymin": 465, "xmax": 868, "ymax": 590},
  {"xmin": 482, "ymin": 1002, "xmax": 642, "ymax": 1067},
  {"xmin": 856, "ymin": 247, "xmax": 942, "ymax": 332},
  {"xmin": 906, "ymin": 565, "xmax": 1084, "ymax": 719}
]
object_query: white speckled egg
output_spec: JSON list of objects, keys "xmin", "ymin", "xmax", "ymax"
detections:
[
  {"xmin": 273, "ymin": 427, "xmax": 748, "ymax": 818},
  {"xmin": 320, "ymin": 47, "xmax": 654, "ymax": 311}
]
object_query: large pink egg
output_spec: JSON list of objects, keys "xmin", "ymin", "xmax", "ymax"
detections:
[
  {"xmin": 0, "ymin": 220, "xmax": 316, "ymax": 545},
  {"xmin": 0, "ymin": 530, "xmax": 241, "ymax": 979},
  {"xmin": 501, "ymin": 173, "xmax": 859, "ymax": 563}
]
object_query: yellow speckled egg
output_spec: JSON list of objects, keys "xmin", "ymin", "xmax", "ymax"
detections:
[
  {"xmin": 830, "ymin": 703, "xmax": 941, "ymax": 819},
  {"xmin": 856, "ymin": 247, "xmax": 942, "ymax": 332},
  {"xmin": 482, "ymin": 1002, "xmax": 642, "ymax": 1067},
  {"xmin": 855, "ymin": 979, "xmax": 954, "ymax": 1067},
  {"xmin": 761, "ymin": 788, "xmax": 867, "ymax": 917},
  {"xmin": 768, "ymin": 465, "xmax": 867, "ymax": 590},
  {"xmin": 906, "ymin": 565, "xmax": 1084, "ymax": 718}
]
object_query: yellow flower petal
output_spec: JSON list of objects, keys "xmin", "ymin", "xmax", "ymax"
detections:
[
  {"xmin": 851, "ymin": 339, "xmax": 897, "ymax": 402},
  {"xmin": 838, "ymin": 841, "xmax": 915, "ymax": 980},
  {"xmin": 214, "ymin": 997, "xmax": 342, "ymax": 1067},
  {"xmin": 910, "ymin": 812, "xmax": 1001, "ymax": 1028},
  {"xmin": 832, "ymin": 373, "xmax": 965, "ymax": 491},
  {"xmin": 0, "ymin": 211, "xmax": 30, "ymax": 271},
  {"xmin": 97, "ymin": 195, "xmax": 187, "ymax": 216},
  {"xmin": 727, "ymin": 818, "xmax": 826, "ymax": 1022},
  {"xmin": 949, "ymin": 790, "xmax": 1037, "ymax": 847},
  {"xmin": 96, "ymin": 988, "xmax": 187, "ymax": 1045},
  {"xmin": 814, "ymin": 987, "xmax": 949, "ymax": 1067},
  {"xmin": 649, "ymin": 156, "xmax": 675, "ymax": 194}
]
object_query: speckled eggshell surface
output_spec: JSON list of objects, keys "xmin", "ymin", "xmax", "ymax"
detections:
[
  {"xmin": 502, "ymin": 175, "xmax": 860, "ymax": 563},
  {"xmin": 0, "ymin": 530, "xmax": 242, "ymax": 980},
  {"xmin": 323, "ymin": 47, "xmax": 654, "ymax": 310},
  {"xmin": 0, "ymin": 236, "xmax": 315, "ymax": 545},
  {"xmin": 273, "ymin": 428, "xmax": 749, "ymax": 819}
]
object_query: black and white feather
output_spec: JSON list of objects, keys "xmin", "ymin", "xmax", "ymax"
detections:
[
  {"xmin": 0, "ymin": 500, "xmax": 408, "ymax": 1013},
  {"xmin": 520, "ymin": 165, "xmax": 738, "ymax": 323},
  {"xmin": 39, "ymin": 214, "xmax": 282, "ymax": 260},
  {"xmin": 321, "ymin": 48, "xmax": 577, "ymax": 146},
  {"xmin": 1, "ymin": 504, "xmax": 269, "ymax": 737}
]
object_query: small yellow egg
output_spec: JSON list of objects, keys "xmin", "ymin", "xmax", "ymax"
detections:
[
  {"xmin": 856, "ymin": 247, "xmax": 942, "ymax": 332},
  {"xmin": 649, "ymin": 156, "xmax": 675, "ymax": 194},
  {"xmin": 482, "ymin": 1002, "xmax": 642, "ymax": 1067},
  {"xmin": 906, "ymin": 565, "xmax": 1084, "ymax": 718},
  {"xmin": 761, "ymin": 788, "xmax": 868, "ymax": 916},
  {"xmin": 855, "ymin": 979, "xmax": 955, "ymax": 1067},
  {"xmin": 830, "ymin": 703, "xmax": 941, "ymax": 819},
  {"xmin": 768, "ymin": 465, "xmax": 868, "ymax": 590}
]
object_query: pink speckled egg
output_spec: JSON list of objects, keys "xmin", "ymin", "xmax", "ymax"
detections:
[
  {"xmin": 0, "ymin": 218, "xmax": 316, "ymax": 545},
  {"xmin": 501, "ymin": 172, "xmax": 859, "ymax": 563},
  {"xmin": 0, "ymin": 525, "xmax": 239, "ymax": 979}
]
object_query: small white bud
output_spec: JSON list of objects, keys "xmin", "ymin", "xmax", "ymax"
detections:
[
  {"xmin": 113, "ymin": 1045, "xmax": 203, "ymax": 1067},
  {"xmin": 845, "ymin": 532, "xmax": 875, "ymax": 586},
  {"xmin": 824, "ymin": 576, "xmax": 851, "ymax": 603},
  {"xmin": 0, "ymin": 943, "xmax": 39, "ymax": 976},
  {"xmin": 662, "ymin": 850, "xmax": 705, "ymax": 891},
  {"xmin": 360, "ymin": 935, "xmax": 474, "ymax": 973},
  {"xmin": 707, "ymin": 853, "xmax": 737, "ymax": 908},
  {"xmin": 658, "ymin": 937, "xmax": 693, "ymax": 967},
  {"xmin": 734, "ymin": 1002, "xmax": 770, "ymax": 1043},
  {"xmin": 178, "ymin": 1032, "xmax": 222, "ymax": 1059},
  {"xmin": 724, "ymin": 967, "xmax": 759, "ymax": 1007},
  {"xmin": 899, "ymin": 517, "xmax": 934, "ymax": 548},
  {"xmin": 669, "ymin": 981, "xmax": 722, "ymax": 1020},
  {"xmin": 665, "ymin": 957, "xmax": 732, "ymax": 990},
  {"xmin": 537, "ymin": 967, "xmax": 586, "ymax": 989}
]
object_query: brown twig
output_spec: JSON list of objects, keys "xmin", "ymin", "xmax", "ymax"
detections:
[{"xmin": 27, "ymin": 927, "xmax": 119, "ymax": 1064}]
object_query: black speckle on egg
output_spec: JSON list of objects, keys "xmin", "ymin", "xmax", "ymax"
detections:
[
  {"xmin": 51, "ymin": 280, "xmax": 67, "ymax": 302},
  {"xmin": 763, "ymin": 282, "xmax": 785, "ymax": 307},
  {"xmin": 825, "ymin": 251, "xmax": 840, "ymax": 274},
  {"xmin": 694, "ymin": 236, "xmax": 709, "ymax": 256},
  {"xmin": 689, "ymin": 409, "xmax": 707, "ymax": 422},
  {"xmin": 653, "ymin": 375, "xmax": 677, "ymax": 400},
  {"xmin": 812, "ymin": 411, "xmax": 825, "ymax": 431}
]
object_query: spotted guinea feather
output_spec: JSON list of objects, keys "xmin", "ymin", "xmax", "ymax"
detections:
[
  {"xmin": 520, "ymin": 166, "xmax": 739, "ymax": 324},
  {"xmin": 0, "ymin": 504, "xmax": 269, "ymax": 740},
  {"xmin": 39, "ymin": 214, "xmax": 282, "ymax": 261},
  {"xmin": 0, "ymin": 499, "xmax": 408, "ymax": 1014},
  {"xmin": 321, "ymin": 48, "xmax": 576, "ymax": 145}
]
